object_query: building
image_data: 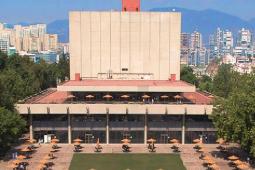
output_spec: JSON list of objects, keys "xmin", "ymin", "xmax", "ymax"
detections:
[
  {"xmin": 237, "ymin": 28, "xmax": 252, "ymax": 48},
  {"xmin": 16, "ymin": 0, "xmax": 215, "ymax": 145},
  {"xmin": 0, "ymin": 38, "xmax": 9, "ymax": 53},
  {"xmin": 180, "ymin": 33, "xmax": 190, "ymax": 65},
  {"xmin": 190, "ymin": 31, "xmax": 202, "ymax": 50},
  {"xmin": 0, "ymin": 22, "xmax": 58, "ymax": 53}
]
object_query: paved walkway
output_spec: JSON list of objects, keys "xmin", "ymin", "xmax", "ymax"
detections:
[{"xmin": 0, "ymin": 144, "xmax": 253, "ymax": 170}]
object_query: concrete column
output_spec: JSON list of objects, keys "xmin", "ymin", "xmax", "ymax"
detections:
[
  {"xmin": 106, "ymin": 113, "xmax": 109, "ymax": 144},
  {"xmin": 182, "ymin": 113, "xmax": 186, "ymax": 144},
  {"xmin": 67, "ymin": 108, "xmax": 72, "ymax": 144},
  {"xmin": 29, "ymin": 113, "xmax": 33, "ymax": 141},
  {"xmin": 144, "ymin": 113, "xmax": 148, "ymax": 144}
]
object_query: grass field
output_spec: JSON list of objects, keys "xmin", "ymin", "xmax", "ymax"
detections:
[{"xmin": 69, "ymin": 153, "xmax": 186, "ymax": 170}]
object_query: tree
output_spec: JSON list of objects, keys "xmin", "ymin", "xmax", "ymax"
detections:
[
  {"xmin": 0, "ymin": 107, "xmax": 26, "ymax": 156},
  {"xmin": 211, "ymin": 72, "xmax": 255, "ymax": 157},
  {"xmin": 212, "ymin": 64, "xmax": 239, "ymax": 98},
  {"xmin": 180, "ymin": 66, "xmax": 198, "ymax": 86},
  {"xmin": 198, "ymin": 75, "xmax": 213, "ymax": 92}
]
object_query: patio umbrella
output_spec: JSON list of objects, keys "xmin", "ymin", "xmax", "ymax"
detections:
[
  {"xmin": 73, "ymin": 138, "xmax": 83, "ymax": 143},
  {"xmin": 103, "ymin": 94, "xmax": 113, "ymax": 99},
  {"xmin": 202, "ymin": 155, "xmax": 212, "ymax": 161},
  {"xmin": 233, "ymin": 160, "xmax": 244, "ymax": 165},
  {"xmin": 160, "ymin": 95, "xmax": 169, "ymax": 99},
  {"xmin": 147, "ymin": 138, "xmax": 156, "ymax": 143},
  {"xmin": 12, "ymin": 159, "xmax": 21, "ymax": 165},
  {"xmin": 121, "ymin": 95, "xmax": 130, "ymax": 99},
  {"xmin": 205, "ymin": 159, "xmax": 216, "ymax": 165},
  {"xmin": 198, "ymin": 148, "xmax": 206, "ymax": 153},
  {"xmin": 193, "ymin": 139, "xmax": 201, "ymax": 144},
  {"xmin": 216, "ymin": 138, "xmax": 225, "ymax": 144},
  {"xmin": 17, "ymin": 155, "xmax": 26, "ymax": 160},
  {"xmin": 237, "ymin": 164, "xmax": 249, "ymax": 170},
  {"xmin": 208, "ymin": 95, "xmax": 214, "ymax": 98},
  {"xmin": 85, "ymin": 95, "xmax": 94, "ymax": 99},
  {"xmin": 51, "ymin": 138, "xmax": 59, "ymax": 143},
  {"xmin": 40, "ymin": 159, "xmax": 48, "ymax": 165},
  {"xmin": 208, "ymin": 164, "xmax": 220, "ymax": 170},
  {"xmin": 174, "ymin": 95, "xmax": 183, "ymax": 100},
  {"xmin": 121, "ymin": 138, "xmax": 131, "ymax": 143},
  {"xmin": 67, "ymin": 94, "xmax": 75, "ymax": 99},
  {"xmin": 170, "ymin": 139, "xmax": 179, "ymax": 143},
  {"xmin": 20, "ymin": 147, "xmax": 31, "ymax": 152},
  {"xmin": 228, "ymin": 155, "xmax": 239, "ymax": 161},
  {"xmin": 122, "ymin": 141, "xmax": 130, "ymax": 146},
  {"xmin": 43, "ymin": 155, "xmax": 52, "ymax": 160},
  {"xmin": 142, "ymin": 94, "xmax": 150, "ymax": 99}
]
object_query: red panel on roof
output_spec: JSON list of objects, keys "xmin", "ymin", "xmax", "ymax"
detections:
[{"xmin": 122, "ymin": 0, "xmax": 140, "ymax": 11}]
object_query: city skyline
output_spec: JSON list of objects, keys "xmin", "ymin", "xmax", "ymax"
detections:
[{"xmin": 0, "ymin": 0, "xmax": 255, "ymax": 24}]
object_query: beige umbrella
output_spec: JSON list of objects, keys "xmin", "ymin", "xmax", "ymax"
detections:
[
  {"xmin": 103, "ymin": 94, "xmax": 113, "ymax": 99},
  {"xmin": 67, "ymin": 94, "xmax": 75, "ymax": 99},
  {"xmin": 142, "ymin": 95, "xmax": 150, "ymax": 99},
  {"xmin": 237, "ymin": 164, "xmax": 249, "ymax": 170},
  {"xmin": 73, "ymin": 138, "xmax": 83, "ymax": 143},
  {"xmin": 121, "ymin": 138, "xmax": 131, "ymax": 143},
  {"xmin": 85, "ymin": 95, "xmax": 94, "ymax": 99},
  {"xmin": 174, "ymin": 95, "xmax": 183, "ymax": 100},
  {"xmin": 160, "ymin": 95, "xmax": 169, "ymax": 99},
  {"xmin": 198, "ymin": 148, "xmax": 206, "ymax": 153},
  {"xmin": 228, "ymin": 155, "xmax": 239, "ymax": 161},
  {"xmin": 205, "ymin": 159, "xmax": 216, "ymax": 165},
  {"xmin": 216, "ymin": 138, "xmax": 225, "ymax": 144},
  {"xmin": 20, "ymin": 147, "xmax": 31, "ymax": 152},
  {"xmin": 193, "ymin": 139, "xmax": 201, "ymax": 144},
  {"xmin": 170, "ymin": 139, "xmax": 179, "ymax": 144},
  {"xmin": 202, "ymin": 155, "xmax": 212, "ymax": 161},
  {"xmin": 121, "ymin": 95, "xmax": 130, "ymax": 99},
  {"xmin": 208, "ymin": 95, "xmax": 214, "ymax": 98},
  {"xmin": 233, "ymin": 160, "xmax": 244, "ymax": 165},
  {"xmin": 147, "ymin": 138, "xmax": 156, "ymax": 143},
  {"xmin": 17, "ymin": 155, "xmax": 26, "ymax": 160},
  {"xmin": 208, "ymin": 164, "xmax": 220, "ymax": 170},
  {"xmin": 51, "ymin": 138, "xmax": 59, "ymax": 143},
  {"xmin": 12, "ymin": 159, "xmax": 21, "ymax": 165}
]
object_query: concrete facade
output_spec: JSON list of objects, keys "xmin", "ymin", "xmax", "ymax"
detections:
[{"xmin": 69, "ymin": 11, "xmax": 181, "ymax": 81}]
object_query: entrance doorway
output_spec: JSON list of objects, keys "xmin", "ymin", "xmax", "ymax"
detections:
[
  {"xmin": 84, "ymin": 133, "xmax": 94, "ymax": 143},
  {"xmin": 160, "ymin": 134, "xmax": 169, "ymax": 144}
]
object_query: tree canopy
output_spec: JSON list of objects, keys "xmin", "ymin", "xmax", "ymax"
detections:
[
  {"xmin": 211, "ymin": 65, "xmax": 255, "ymax": 157},
  {"xmin": 0, "ymin": 51, "xmax": 69, "ymax": 155}
]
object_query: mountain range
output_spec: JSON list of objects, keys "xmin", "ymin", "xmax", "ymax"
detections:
[{"xmin": 46, "ymin": 7, "xmax": 255, "ymax": 43}]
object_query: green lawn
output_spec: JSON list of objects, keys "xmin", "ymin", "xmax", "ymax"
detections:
[{"xmin": 69, "ymin": 153, "xmax": 186, "ymax": 170}]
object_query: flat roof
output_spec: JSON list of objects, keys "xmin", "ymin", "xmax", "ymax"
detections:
[
  {"xmin": 57, "ymin": 80, "xmax": 196, "ymax": 93},
  {"xmin": 20, "ymin": 89, "xmax": 212, "ymax": 105}
]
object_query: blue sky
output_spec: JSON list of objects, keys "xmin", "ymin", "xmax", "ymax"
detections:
[{"xmin": 0, "ymin": 0, "xmax": 255, "ymax": 24}]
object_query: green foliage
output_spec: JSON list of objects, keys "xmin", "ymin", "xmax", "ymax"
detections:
[
  {"xmin": 180, "ymin": 66, "xmax": 198, "ymax": 86},
  {"xmin": 0, "ymin": 107, "xmax": 26, "ymax": 156},
  {"xmin": 198, "ymin": 75, "xmax": 213, "ymax": 92},
  {"xmin": 0, "ymin": 52, "xmax": 69, "ymax": 155},
  {"xmin": 211, "ymin": 71, "xmax": 255, "ymax": 157}
]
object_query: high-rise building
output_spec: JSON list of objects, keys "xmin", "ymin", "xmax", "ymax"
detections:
[
  {"xmin": 0, "ymin": 38, "xmax": 9, "ymax": 53},
  {"xmin": 180, "ymin": 33, "xmax": 190, "ymax": 65},
  {"xmin": 190, "ymin": 31, "xmax": 202, "ymax": 50},
  {"xmin": 238, "ymin": 28, "xmax": 252, "ymax": 48}
]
